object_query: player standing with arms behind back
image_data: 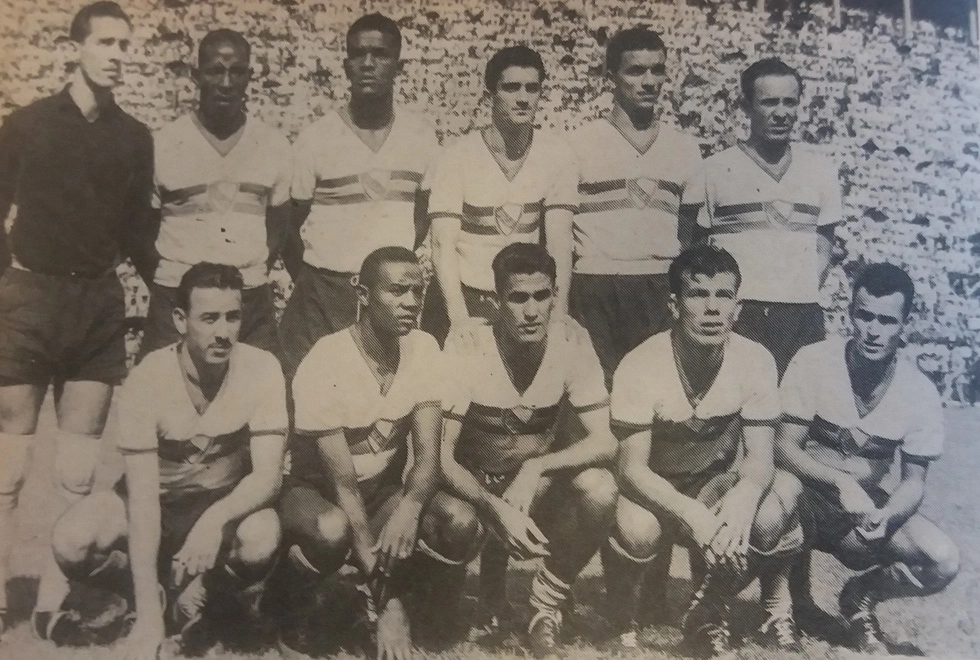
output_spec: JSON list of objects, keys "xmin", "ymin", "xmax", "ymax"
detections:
[
  {"xmin": 0, "ymin": 1, "xmax": 154, "ymax": 640},
  {"xmin": 776, "ymin": 263, "xmax": 959, "ymax": 654}
]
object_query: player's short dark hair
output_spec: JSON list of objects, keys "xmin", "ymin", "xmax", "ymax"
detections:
[
  {"xmin": 347, "ymin": 13, "xmax": 402, "ymax": 58},
  {"xmin": 852, "ymin": 262, "xmax": 916, "ymax": 318},
  {"xmin": 668, "ymin": 244, "xmax": 742, "ymax": 297},
  {"xmin": 485, "ymin": 45, "xmax": 545, "ymax": 93},
  {"xmin": 176, "ymin": 263, "xmax": 244, "ymax": 312},
  {"xmin": 358, "ymin": 246, "xmax": 419, "ymax": 290},
  {"xmin": 70, "ymin": 1, "xmax": 131, "ymax": 43},
  {"xmin": 741, "ymin": 57, "xmax": 804, "ymax": 103},
  {"xmin": 198, "ymin": 29, "xmax": 251, "ymax": 67},
  {"xmin": 492, "ymin": 243, "xmax": 556, "ymax": 294},
  {"xmin": 605, "ymin": 27, "xmax": 666, "ymax": 75}
]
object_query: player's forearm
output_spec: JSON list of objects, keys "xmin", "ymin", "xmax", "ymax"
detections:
[
  {"xmin": 881, "ymin": 477, "xmax": 925, "ymax": 535},
  {"xmin": 128, "ymin": 489, "xmax": 163, "ymax": 623},
  {"xmin": 442, "ymin": 456, "xmax": 499, "ymax": 516},
  {"xmin": 402, "ymin": 458, "xmax": 438, "ymax": 511},
  {"xmin": 204, "ymin": 469, "xmax": 282, "ymax": 529},
  {"xmin": 545, "ymin": 211, "xmax": 573, "ymax": 316},
  {"xmin": 776, "ymin": 425, "xmax": 848, "ymax": 490},
  {"xmin": 334, "ymin": 480, "xmax": 376, "ymax": 574},
  {"xmin": 539, "ymin": 431, "xmax": 615, "ymax": 475},
  {"xmin": 431, "ymin": 228, "xmax": 468, "ymax": 324},
  {"xmin": 816, "ymin": 233, "xmax": 833, "ymax": 287},
  {"xmin": 739, "ymin": 429, "xmax": 776, "ymax": 494},
  {"xmin": 622, "ymin": 462, "xmax": 701, "ymax": 527},
  {"xmin": 281, "ymin": 200, "xmax": 311, "ymax": 280},
  {"xmin": 126, "ymin": 207, "xmax": 162, "ymax": 284},
  {"xmin": 265, "ymin": 203, "xmax": 292, "ymax": 272}
]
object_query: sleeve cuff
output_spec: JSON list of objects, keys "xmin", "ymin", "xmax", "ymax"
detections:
[
  {"xmin": 545, "ymin": 203, "xmax": 579, "ymax": 213},
  {"xmin": 743, "ymin": 417, "xmax": 779, "ymax": 428},
  {"xmin": 118, "ymin": 446, "xmax": 158, "ymax": 456},
  {"xmin": 781, "ymin": 414, "xmax": 813, "ymax": 427},
  {"xmin": 294, "ymin": 427, "xmax": 342, "ymax": 437},
  {"xmin": 429, "ymin": 212, "xmax": 463, "ymax": 221},
  {"xmin": 610, "ymin": 419, "xmax": 651, "ymax": 433},
  {"xmin": 901, "ymin": 451, "xmax": 940, "ymax": 466},
  {"xmin": 251, "ymin": 427, "xmax": 288, "ymax": 437},
  {"xmin": 573, "ymin": 398, "xmax": 609, "ymax": 414}
]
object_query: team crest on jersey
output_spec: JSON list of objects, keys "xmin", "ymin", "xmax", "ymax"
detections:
[
  {"xmin": 495, "ymin": 203, "xmax": 526, "ymax": 235},
  {"xmin": 360, "ymin": 169, "xmax": 392, "ymax": 201},
  {"xmin": 207, "ymin": 181, "xmax": 240, "ymax": 213},
  {"xmin": 366, "ymin": 419, "xmax": 397, "ymax": 453},
  {"xmin": 502, "ymin": 405, "xmax": 534, "ymax": 434},
  {"xmin": 765, "ymin": 199, "xmax": 796, "ymax": 227},
  {"xmin": 628, "ymin": 177, "xmax": 660, "ymax": 210}
]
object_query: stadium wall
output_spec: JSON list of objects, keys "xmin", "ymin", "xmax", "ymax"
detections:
[{"xmin": 1, "ymin": 0, "xmax": 978, "ymax": 397}]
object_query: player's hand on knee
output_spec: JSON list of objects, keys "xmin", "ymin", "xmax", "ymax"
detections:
[
  {"xmin": 679, "ymin": 499, "xmax": 719, "ymax": 554},
  {"xmin": 447, "ymin": 318, "xmax": 491, "ymax": 354},
  {"xmin": 855, "ymin": 508, "xmax": 887, "ymax": 544},
  {"xmin": 172, "ymin": 514, "xmax": 224, "ymax": 586},
  {"xmin": 709, "ymin": 487, "xmax": 758, "ymax": 574},
  {"xmin": 502, "ymin": 459, "xmax": 542, "ymax": 514},
  {"xmin": 491, "ymin": 500, "xmax": 549, "ymax": 560},
  {"xmin": 122, "ymin": 616, "xmax": 164, "ymax": 660},
  {"xmin": 373, "ymin": 500, "xmax": 422, "ymax": 576}
]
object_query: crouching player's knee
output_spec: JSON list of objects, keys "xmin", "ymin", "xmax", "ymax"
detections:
[
  {"xmin": 0, "ymin": 433, "xmax": 32, "ymax": 512},
  {"xmin": 751, "ymin": 471, "xmax": 804, "ymax": 555},
  {"xmin": 612, "ymin": 498, "xmax": 666, "ymax": 562},
  {"xmin": 922, "ymin": 535, "xmax": 960, "ymax": 593},
  {"xmin": 419, "ymin": 492, "xmax": 483, "ymax": 564},
  {"xmin": 570, "ymin": 467, "xmax": 618, "ymax": 517},
  {"xmin": 51, "ymin": 492, "xmax": 127, "ymax": 581},
  {"xmin": 233, "ymin": 508, "xmax": 281, "ymax": 569},
  {"xmin": 53, "ymin": 432, "xmax": 102, "ymax": 500}
]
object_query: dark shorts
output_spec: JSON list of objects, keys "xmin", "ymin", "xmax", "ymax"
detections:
[
  {"xmin": 734, "ymin": 301, "xmax": 825, "ymax": 378},
  {"xmin": 570, "ymin": 273, "xmax": 672, "ymax": 387},
  {"xmin": 139, "ymin": 281, "xmax": 277, "ymax": 360},
  {"xmin": 277, "ymin": 264, "xmax": 358, "ymax": 379},
  {"xmin": 419, "ymin": 281, "xmax": 497, "ymax": 348},
  {"xmin": 801, "ymin": 483, "xmax": 890, "ymax": 551},
  {"xmin": 114, "ymin": 479, "xmax": 237, "ymax": 581},
  {"xmin": 666, "ymin": 470, "xmax": 739, "ymax": 503},
  {"xmin": 0, "ymin": 267, "xmax": 127, "ymax": 386}
]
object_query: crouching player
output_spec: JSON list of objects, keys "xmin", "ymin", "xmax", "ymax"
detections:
[
  {"xmin": 777, "ymin": 263, "xmax": 959, "ymax": 654},
  {"xmin": 50, "ymin": 263, "xmax": 287, "ymax": 660},
  {"xmin": 427, "ymin": 243, "xmax": 618, "ymax": 658},
  {"xmin": 276, "ymin": 247, "xmax": 444, "ymax": 660},
  {"xmin": 606, "ymin": 245, "xmax": 804, "ymax": 657}
]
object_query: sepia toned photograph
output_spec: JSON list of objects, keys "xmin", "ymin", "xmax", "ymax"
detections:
[{"xmin": 0, "ymin": 0, "xmax": 977, "ymax": 658}]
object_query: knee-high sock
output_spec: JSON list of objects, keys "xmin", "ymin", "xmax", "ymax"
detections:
[
  {"xmin": 602, "ymin": 537, "xmax": 657, "ymax": 630},
  {"xmin": 0, "ymin": 432, "xmax": 32, "ymax": 612}
]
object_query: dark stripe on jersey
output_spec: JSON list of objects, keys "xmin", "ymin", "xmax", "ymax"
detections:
[
  {"xmin": 743, "ymin": 418, "xmax": 778, "ymax": 428},
  {"xmin": 579, "ymin": 197, "xmax": 679, "ymax": 216},
  {"xmin": 809, "ymin": 415, "xmax": 898, "ymax": 460},
  {"xmin": 315, "ymin": 170, "xmax": 423, "ymax": 189},
  {"xmin": 461, "ymin": 218, "xmax": 540, "ymax": 236},
  {"xmin": 462, "ymin": 201, "xmax": 543, "ymax": 217},
  {"xmin": 464, "ymin": 403, "xmax": 560, "ymax": 436},
  {"xmin": 782, "ymin": 414, "xmax": 813, "ymax": 427},
  {"xmin": 545, "ymin": 203, "xmax": 580, "ymax": 213},
  {"xmin": 160, "ymin": 184, "xmax": 208, "ymax": 205},
  {"xmin": 579, "ymin": 179, "xmax": 627, "ymax": 195},
  {"xmin": 312, "ymin": 190, "xmax": 415, "ymax": 206}
]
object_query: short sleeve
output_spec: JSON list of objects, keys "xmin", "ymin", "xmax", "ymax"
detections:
[
  {"xmin": 418, "ymin": 123, "xmax": 441, "ymax": 192},
  {"xmin": 292, "ymin": 343, "xmax": 345, "ymax": 435},
  {"xmin": 441, "ymin": 334, "xmax": 473, "ymax": 421},
  {"xmin": 116, "ymin": 361, "xmax": 160, "ymax": 454},
  {"xmin": 290, "ymin": 127, "xmax": 317, "ymax": 202},
  {"xmin": 742, "ymin": 343, "xmax": 780, "ymax": 425},
  {"xmin": 269, "ymin": 134, "xmax": 293, "ymax": 207},
  {"xmin": 902, "ymin": 382, "xmax": 944, "ymax": 461},
  {"xmin": 680, "ymin": 150, "xmax": 707, "ymax": 211},
  {"xmin": 412, "ymin": 332, "xmax": 444, "ymax": 409},
  {"xmin": 566, "ymin": 331, "xmax": 609, "ymax": 412},
  {"xmin": 817, "ymin": 157, "xmax": 843, "ymax": 228},
  {"xmin": 149, "ymin": 130, "xmax": 162, "ymax": 211},
  {"xmin": 427, "ymin": 144, "xmax": 464, "ymax": 221},
  {"xmin": 544, "ymin": 142, "xmax": 580, "ymax": 213},
  {"xmin": 780, "ymin": 349, "xmax": 817, "ymax": 424},
  {"xmin": 696, "ymin": 160, "xmax": 717, "ymax": 229},
  {"xmin": 610, "ymin": 351, "xmax": 654, "ymax": 434},
  {"xmin": 249, "ymin": 352, "xmax": 288, "ymax": 435}
]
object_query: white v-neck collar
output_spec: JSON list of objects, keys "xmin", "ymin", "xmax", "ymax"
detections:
[
  {"xmin": 174, "ymin": 343, "xmax": 232, "ymax": 422},
  {"xmin": 338, "ymin": 106, "xmax": 397, "ymax": 155},
  {"xmin": 481, "ymin": 128, "xmax": 533, "ymax": 183},
  {"xmin": 605, "ymin": 114, "xmax": 660, "ymax": 156},
  {"xmin": 737, "ymin": 141, "xmax": 793, "ymax": 183},
  {"xmin": 191, "ymin": 112, "xmax": 248, "ymax": 158}
]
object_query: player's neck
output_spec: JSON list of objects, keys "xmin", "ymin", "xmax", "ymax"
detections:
[
  {"xmin": 486, "ymin": 120, "xmax": 533, "ymax": 161},
  {"xmin": 68, "ymin": 69, "xmax": 111, "ymax": 122},
  {"xmin": 495, "ymin": 324, "xmax": 546, "ymax": 371},
  {"xmin": 744, "ymin": 136, "xmax": 790, "ymax": 164},
  {"xmin": 178, "ymin": 343, "xmax": 229, "ymax": 401},
  {"xmin": 846, "ymin": 340, "xmax": 897, "ymax": 399},
  {"xmin": 353, "ymin": 319, "xmax": 400, "ymax": 375},
  {"xmin": 672, "ymin": 331, "xmax": 724, "ymax": 390},
  {"xmin": 196, "ymin": 106, "xmax": 247, "ymax": 141},
  {"xmin": 348, "ymin": 94, "xmax": 394, "ymax": 130},
  {"xmin": 610, "ymin": 103, "xmax": 657, "ymax": 132}
]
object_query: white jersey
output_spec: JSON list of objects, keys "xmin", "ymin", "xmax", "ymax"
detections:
[
  {"xmin": 611, "ymin": 331, "xmax": 779, "ymax": 477},
  {"xmin": 780, "ymin": 337, "xmax": 944, "ymax": 489},
  {"xmin": 116, "ymin": 343, "xmax": 287, "ymax": 500},
  {"xmin": 567, "ymin": 119, "xmax": 706, "ymax": 275},
  {"xmin": 428, "ymin": 130, "xmax": 579, "ymax": 292},
  {"xmin": 698, "ymin": 144, "xmax": 842, "ymax": 303},
  {"xmin": 291, "ymin": 328, "xmax": 442, "ymax": 483},
  {"xmin": 291, "ymin": 108, "xmax": 439, "ymax": 273},
  {"xmin": 443, "ymin": 323, "xmax": 608, "ymax": 474},
  {"xmin": 152, "ymin": 114, "xmax": 292, "ymax": 288}
]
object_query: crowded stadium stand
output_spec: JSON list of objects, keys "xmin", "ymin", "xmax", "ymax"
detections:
[{"xmin": 1, "ymin": 0, "xmax": 978, "ymax": 399}]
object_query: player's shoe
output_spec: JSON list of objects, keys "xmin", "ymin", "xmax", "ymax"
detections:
[
  {"xmin": 170, "ymin": 574, "xmax": 212, "ymax": 656},
  {"xmin": 31, "ymin": 609, "xmax": 84, "ymax": 645},
  {"xmin": 682, "ymin": 570, "xmax": 734, "ymax": 658},
  {"xmin": 757, "ymin": 612, "xmax": 802, "ymax": 652},
  {"xmin": 528, "ymin": 608, "xmax": 562, "ymax": 659},
  {"xmin": 469, "ymin": 598, "xmax": 515, "ymax": 642},
  {"xmin": 839, "ymin": 581, "xmax": 887, "ymax": 654}
]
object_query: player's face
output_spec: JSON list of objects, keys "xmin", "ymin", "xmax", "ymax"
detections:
[
  {"xmin": 611, "ymin": 49, "xmax": 666, "ymax": 113},
  {"xmin": 175, "ymin": 287, "xmax": 242, "ymax": 366},
  {"xmin": 850, "ymin": 287, "xmax": 908, "ymax": 362},
  {"xmin": 673, "ymin": 271, "xmax": 740, "ymax": 347},
  {"xmin": 491, "ymin": 66, "xmax": 542, "ymax": 129},
  {"xmin": 497, "ymin": 272, "xmax": 555, "ymax": 345},
  {"xmin": 76, "ymin": 17, "xmax": 132, "ymax": 89},
  {"xmin": 363, "ymin": 262, "xmax": 424, "ymax": 336},
  {"xmin": 195, "ymin": 41, "xmax": 251, "ymax": 119},
  {"xmin": 746, "ymin": 74, "xmax": 800, "ymax": 144},
  {"xmin": 345, "ymin": 29, "xmax": 400, "ymax": 99}
]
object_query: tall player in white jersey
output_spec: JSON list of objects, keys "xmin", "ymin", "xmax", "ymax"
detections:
[
  {"xmin": 137, "ymin": 30, "xmax": 292, "ymax": 356},
  {"xmin": 567, "ymin": 27, "xmax": 705, "ymax": 387},
  {"xmin": 280, "ymin": 13, "xmax": 439, "ymax": 379},
  {"xmin": 422, "ymin": 45, "xmax": 579, "ymax": 346},
  {"xmin": 697, "ymin": 58, "xmax": 842, "ymax": 377},
  {"xmin": 777, "ymin": 263, "xmax": 959, "ymax": 654},
  {"xmin": 609, "ymin": 245, "xmax": 804, "ymax": 656},
  {"xmin": 276, "ymin": 248, "xmax": 444, "ymax": 660}
]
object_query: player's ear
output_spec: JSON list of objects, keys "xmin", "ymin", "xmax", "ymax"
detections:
[
  {"xmin": 733, "ymin": 299, "xmax": 742, "ymax": 324},
  {"xmin": 668, "ymin": 293, "xmax": 679, "ymax": 322},
  {"xmin": 352, "ymin": 275, "xmax": 370, "ymax": 308},
  {"xmin": 172, "ymin": 307, "xmax": 188, "ymax": 336}
]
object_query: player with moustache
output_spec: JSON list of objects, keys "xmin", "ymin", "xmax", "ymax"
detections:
[
  {"xmin": 276, "ymin": 247, "xmax": 443, "ymax": 660},
  {"xmin": 428, "ymin": 243, "xmax": 617, "ymax": 658},
  {"xmin": 0, "ymin": 1, "xmax": 154, "ymax": 640},
  {"xmin": 48, "ymin": 263, "xmax": 287, "ymax": 660},
  {"xmin": 422, "ymin": 45, "xmax": 579, "ymax": 346},
  {"xmin": 608, "ymin": 245, "xmax": 805, "ymax": 656},
  {"xmin": 135, "ymin": 29, "xmax": 292, "ymax": 356},
  {"xmin": 776, "ymin": 263, "xmax": 959, "ymax": 654},
  {"xmin": 279, "ymin": 14, "xmax": 439, "ymax": 381}
]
